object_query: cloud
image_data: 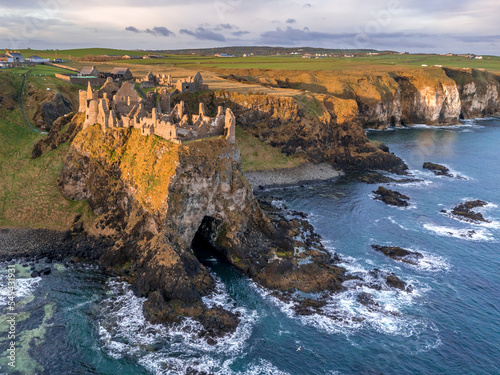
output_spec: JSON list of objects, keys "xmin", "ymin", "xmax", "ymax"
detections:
[
  {"xmin": 180, "ymin": 27, "xmax": 226, "ymax": 42},
  {"xmin": 286, "ymin": 19, "xmax": 296, "ymax": 24},
  {"xmin": 216, "ymin": 23, "xmax": 237, "ymax": 30},
  {"xmin": 125, "ymin": 26, "xmax": 175, "ymax": 37},
  {"xmin": 125, "ymin": 26, "xmax": 140, "ymax": 33},
  {"xmin": 260, "ymin": 27, "xmax": 355, "ymax": 45},
  {"xmin": 232, "ymin": 30, "xmax": 250, "ymax": 37}
]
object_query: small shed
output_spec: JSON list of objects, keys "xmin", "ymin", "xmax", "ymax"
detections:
[
  {"xmin": 80, "ymin": 66, "xmax": 100, "ymax": 77},
  {"xmin": 111, "ymin": 67, "xmax": 133, "ymax": 80}
]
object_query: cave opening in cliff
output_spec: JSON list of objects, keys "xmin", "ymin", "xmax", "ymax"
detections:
[{"xmin": 191, "ymin": 216, "xmax": 229, "ymax": 267}]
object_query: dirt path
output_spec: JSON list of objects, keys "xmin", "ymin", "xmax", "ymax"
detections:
[{"xmin": 17, "ymin": 69, "xmax": 40, "ymax": 133}]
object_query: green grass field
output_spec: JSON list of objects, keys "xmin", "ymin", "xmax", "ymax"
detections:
[
  {"xmin": 0, "ymin": 70, "xmax": 89, "ymax": 229},
  {"xmin": 8, "ymin": 48, "xmax": 499, "ymax": 73},
  {"xmin": 17, "ymin": 48, "xmax": 155, "ymax": 59},
  {"xmin": 101, "ymin": 53, "xmax": 500, "ymax": 73}
]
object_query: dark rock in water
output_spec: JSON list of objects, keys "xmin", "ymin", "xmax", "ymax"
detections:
[
  {"xmin": 386, "ymin": 275, "xmax": 407, "ymax": 291},
  {"xmin": 371, "ymin": 245, "xmax": 423, "ymax": 265},
  {"xmin": 31, "ymin": 271, "xmax": 40, "ymax": 278},
  {"xmin": 373, "ymin": 186, "xmax": 410, "ymax": 207},
  {"xmin": 294, "ymin": 298, "xmax": 327, "ymax": 315},
  {"xmin": 451, "ymin": 200, "xmax": 489, "ymax": 223},
  {"xmin": 42, "ymin": 267, "xmax": 51, "ymax": 275},
  {"xmin": 357, "ymin": 292, "xmax": 378, "ymax": 307},
  {"xmin": 423, "ymin": 162, "xmax": 452, "ymax": 177}
]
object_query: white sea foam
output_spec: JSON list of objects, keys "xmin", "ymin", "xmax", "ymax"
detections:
[
  {"xmin": 386, "ymin": 216, "xmax": 413, "ymax": 231},
  {"xmin": 423, "ymin": 223, "xmax": 496, "ymax": 242},
  {"xmin": 411, "ymin": 123, "xmax": 485, "ymax": 130},
  {"xmin": 249, "ymin": 252, "xmax": 435, "ymax": 348},
  {"xmin": 97, "ymin": 277, "xmax": 260, "ymax": 374},
  {"xmin": 400, "ymin": 249, "xmax": 451, "ymax": 273},
  {"xmin": 0, "ymin": 264, "xmax": 41, "ymax": 307}
]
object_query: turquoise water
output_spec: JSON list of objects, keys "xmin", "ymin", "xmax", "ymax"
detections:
[{"xmin": 1, "ymin": 118, "xmax": 499, "ymax": 374}]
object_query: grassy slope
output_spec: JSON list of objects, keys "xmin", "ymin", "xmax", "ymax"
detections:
[
  {"xmin": 236, "ymin": 127, "xmax": 306, "ymax": 172},
  {"xmin": 12, "ymin": 49, "xmax": 500, "ymax": 72},
  {"xmin": 17, "ymin": 48, "xmax": 155, "ymax": 59},
  {"xmin": 0, "ymin": 70, "xmax": 89, "ymax": 229}
]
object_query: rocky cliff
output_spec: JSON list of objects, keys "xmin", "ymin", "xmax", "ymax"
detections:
[
  {"xmin": 175, "ymin": 91, "xmax": 408, "ymax": 174},
  {"xmin": 444, "ymin": 68, "xmax": 500, "ymax": 118},
  {"xmin": 212, "ymin": 67, "xmax": 499, "ymax": 129},
  {"xmin": 58, "ymin": 118, "xmax": 345, "ymax": 336}
]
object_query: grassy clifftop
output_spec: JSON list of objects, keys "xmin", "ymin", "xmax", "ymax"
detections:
[{"xmin": 0, "ymin": 70, "xmax": 89, "ymax": 229}]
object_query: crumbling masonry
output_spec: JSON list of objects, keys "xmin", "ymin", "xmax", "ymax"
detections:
[{"xmin": 79, "ymin": 78, "xmax": 235, "ymax": 144}]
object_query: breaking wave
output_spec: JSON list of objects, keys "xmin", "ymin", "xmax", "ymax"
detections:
[{"xmin": 97, "ymin": 277, "xmax": 262, "ymax": 374}]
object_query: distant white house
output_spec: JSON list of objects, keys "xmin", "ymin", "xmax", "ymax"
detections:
[
  {"xmin": 29, "ymin": 55, "xmax": 50, "ymax": 63},
  {"xmin": 6, "ymin": 51, "xmax": 25, "ymax": 63}
]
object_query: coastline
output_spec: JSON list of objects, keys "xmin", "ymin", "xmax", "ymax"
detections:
[
  {"xmin": 0, "ymin": 227, "xmax": 107, "ymax": 262},
  {"xmin": 244, "ymin": 162, "xmax": 343, "ymax": 189}
]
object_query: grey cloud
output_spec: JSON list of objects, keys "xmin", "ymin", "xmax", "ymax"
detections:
[
  {"xmin": 260, "ymin": 27, "xmax": 356, "ymax": 45},
  {"xmin": 286, "ymin": 19, "xmax": 296, "ymax": 24},
  {"xmin": 216, "ymin": 24, "xmax": 237, "ymax": 30},
  {"xmin": 125, "ymin": 26, "xmax": 175, "ymax": 37},
  {"xmin": 454, "ymin": 35, "xmax": 500, "ymax": 43},
  {"xmin": 125, "ymin": 26, "xmax": 140, "ymax": 33},
  {"xmin": 232, "ymin": 30, "xmax": 250, "ymax": 36},
  {"xmin": 180, "ymin": 27, "xmax": 226, "ymax": 42}
]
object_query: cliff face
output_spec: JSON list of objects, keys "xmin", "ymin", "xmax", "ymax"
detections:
[
  {"xmin": 395, "ymin": 71, "xmax": 461, "ymax": 125},
  {"xmin": 59, "ymin": 121, "xmax": 345, "ymax": 335},
  {"xmin": 444, "ymin": 68, "xmax": 500, "ymax": 118},
  {"xmin": 212, "ymin": 67, "xmax": 498, "ymax": 129},
  {"xmin": 176, "ymin": 91, "xmax": 408, "ymax": 174}
]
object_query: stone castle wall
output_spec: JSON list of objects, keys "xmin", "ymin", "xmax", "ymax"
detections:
[{"xmin": 79, "ymin": 79, "xmax": 235, "ymax": 145}]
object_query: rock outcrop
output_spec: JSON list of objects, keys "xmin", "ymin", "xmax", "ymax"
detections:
[
  {"xmin": 209, "ymin": 67, "xmax": 499, "ymax": 130},
  {"xmin": 450, "ymin": 200, "xmax": 490, "ymax": 223},
  {"xmin": 423, "ymin": 162, "xmax": 453, "ymax": 177},
  {"xmin": 32, "ymin": 112, "xmax": 81, "ymax": 158},
  {"xmin": 33, "ymin": 92, "xmax": 73, "ymax": 131},
  {"xmin": 394, "ymin": 71, "xmax": 461, "ymax": 125},
  {"xmin": 444, "ymin": 68, "xmax": 500, "ymax": 119},
  {"xmin": 371, "ymin": 245, "xmax": 423, "ymax": 265},
  {"xmin": 175, "ymin": 91, "xmax": 408, "ymax": 174},
  {"xmin": 58, "ymin": 118, "xmax": 345, "ymax": 336},
  {"xmin": 373, "ymin": 186, "xmax": 410, "ymax": 207}
]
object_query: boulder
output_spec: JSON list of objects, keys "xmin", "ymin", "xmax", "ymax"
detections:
[
  {"xmin": 373, "ymin": 186, "xmax": 410, "ymax": 207},
  {"xmin": 423, "ymin": 162, "xmax": 452, "ymax": 177}
]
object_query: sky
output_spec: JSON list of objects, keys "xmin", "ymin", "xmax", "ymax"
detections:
[{"xmin": 0, "ymin": 0, "xmax": 499, "ymax": 54}]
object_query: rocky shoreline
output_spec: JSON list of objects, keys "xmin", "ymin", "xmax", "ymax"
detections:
[
  {"xmin": 244, "ymin": 163, "xmax": 343, "ymax": 189},
  {"xmin": 0, "ymin": 227, "xmax": 110, "ymax": 263}
]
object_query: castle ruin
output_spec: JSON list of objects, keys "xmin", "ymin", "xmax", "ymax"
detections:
[
  {"xmin": 137, "ymin": 71, "xmax": 208, "ymax": 93},
  {"xmin": 79, "ymin": 78, "xmax": 235, "ymax": 144}
]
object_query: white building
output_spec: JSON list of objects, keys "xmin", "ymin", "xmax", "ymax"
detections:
[
  {"xmin": 6, "ymin": 52, "xmax": 25, "ymax": 63},
  {"xmin": 29, "ymin": 56, "xmax": 50, "ymax": 64}
]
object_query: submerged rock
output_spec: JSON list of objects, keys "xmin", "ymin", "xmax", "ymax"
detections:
[
  {"xmin": 371, "ymin": 245, "xmax": 423, "ymax": 265},
  {"xmin": 423, "ymin": 162, "xmax": 452, "ymax": 177},
  {"xmin": 451, "ymin": 200, "xmax": 489, "ymax": 223},
  {"xmin": 373, "ymin": 186, "xmax": 410, "ymax": 207},
  {"xmin": 386, "ymin": 275, "xmax": 408, "ymax": 291}
]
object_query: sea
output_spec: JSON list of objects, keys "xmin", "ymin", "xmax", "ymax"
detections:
[{"xmin": 1, "ymin": 118, "xmax": 499, "ymax": 375}]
